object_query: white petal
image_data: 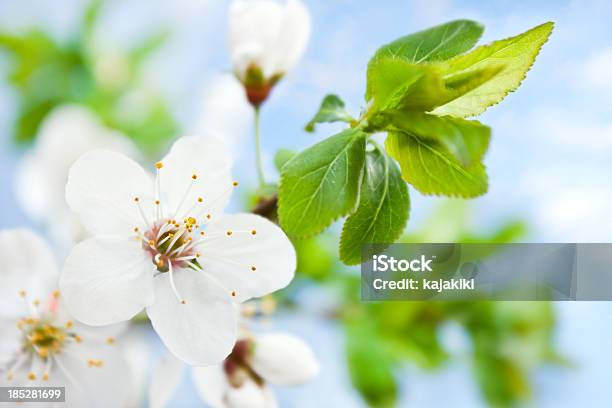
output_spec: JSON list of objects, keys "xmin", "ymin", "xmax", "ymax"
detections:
[
  {"xmin": 270, "ymin": 0, "xmax": 311, "ymax": 74},
  {"xmin": 251, "ymin": 333, "xmax": 319, "ymax": 385},
  {"xmin": 158, "ymin": 136, "xmax": 232, "ymax": 220},
  {"xmin": 66, "ymin": 149, "xmax": 153, "ymax": 236},
  {"xmin": 191, "ymin": 365, "xmax": 228, "ymax": 408},
  {"xmin": 229, "ymin": 0, "xmax": 285, "ymax": 78},
  {"xmin": 60, "ymin": 237, "xmax": 154, "ymax": 325},
  {"xmin": 225, "ymin": 378, "xmax": 275, "ymax": 408},
  {"xmin": 146, "ymin": 269, "xmax": 237, "ymax": 366},
  {"xmin": 149, "ymin": 352, "xmax": 185, "ymax": 408},
  {"xmin": 0, "ymin": 229, "xmax": 58, "ymax": 317},
  {"xmin": 54, "ymin": 342, "xmax": 132, "ymax": 408},
  {"xmin": 199, "ymin": 214, "xmax": 296, "ymax": 302}
]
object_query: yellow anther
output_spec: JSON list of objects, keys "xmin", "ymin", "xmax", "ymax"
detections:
[
  {"xmin": 27, "ymin": 372, "xmax": 36, "ymax": 380},
  {"xmin": 196, "ymin": 253, "xmax": 201, "ymax": 258},
  {"xmin": 226, "ymin": 230, "xmax": 233, "ymax": 236},
  {"xmin": 232, "ymin": 181, "xmax": 239, "ymax": 187},
  {"xmin": 25, "ymin": 318, "xmax": 37, "ymax": 325},
  {"xmin": 197, "ymin": 197, "xmax": 203, "ymax": 203},
  {"xmin": 187, "ymin": 216, "xmax": 196, "ymax": 225},
  {"xmin": 38, "ymin": 348, "xmax": 49, "ymax": 358},
  {"xmin": 65, "ymin": 320, "xmax": 73, "ymax": 329},
  {"xmin": 206, "ymin": 214, "xmax": 212, "ymax": 220},
  {"xmin": 33, "ymin": 299, "xmax": 40, "ymax": 307},
  {"xmin": 74, "ymin": 335, "xmax": 82, "ymax": 343},
  {"xmin": 149, "ymin": 240, "xmax": 155, "ymax": 247},
  {"xmin": 134, "ymin": 227, "xmax": 140, "ymax": 232},
  {"xmin": 87, "ymin": 359, "xmax": 104, "ymax": 368},
  {"xmin": 18, "ymin": 290, "xmax": 26, "ymax": 297},
  {"xmin": 52, "ymin": 290, "xmax": 60, "ymax": 299},
  {"xmin": 106, "ymin": 337, "xmax": 115, "ymax": 344},
  {"xmin": 192, "ymin": 174, "xmax": 198, "ymax": 180},
  {"xmin": 251, "ymin": 229, "xmax": 257, "ymax": 235},
  {"xmin": 7, "ymin": 372, "xmax": 14, "ymax": 381},
  {"xmin": 42, "ymin": 373, "xmax": 49, "ymax": 381},
  {"xmin": 155, "ymin": 162, "xmax": 164, "ymax": 169}
]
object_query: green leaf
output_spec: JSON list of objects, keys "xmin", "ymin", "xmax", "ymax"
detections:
[
  {"xmin": 383, "ymin": 112, "xmax": 491, "ymax": 165},
  {"xmin": 371, "ymin": 19, "xmax": 484, "ymax": 63},
  {"xmin": 305, "ymin": 94, "xmax": 355, "ymax": 132},
  {"xmin": 340, "ymin": 148, "xmax": 409, "ymax": 265},
  {"xmin": 273, "ymin": 148, "xmax": 296, "ymax": 172},
  {"xmin": 366, "ymin": 57, "xmax": 447, "ymax": 112},
  {"xmin": 279, "ymin": 128, "xmax": 367, "ymax": 237},
  {"xmin": 385, "ymin": 132, "xmax": 488, "ymax": 197},
  {"xmin": 432, "ymin": 22, "xmax": 554, "ymax": 117}
]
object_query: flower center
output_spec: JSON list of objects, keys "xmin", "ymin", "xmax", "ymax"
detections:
[
  {"xmin": 223, "ymin": 339, "xmax": 264, "ymax": 388},
  {"xmin": 143, "ymin": 217, "xmax": 203, "ymax": 273}
]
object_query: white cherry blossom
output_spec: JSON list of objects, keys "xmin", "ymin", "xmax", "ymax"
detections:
[
  {"xmin": 229, "ymin": 0, "xmax": 311, "ymax": 106},
  {"xmin": 0, "ymin": 229, "xmax": 130, "ymax": 408},
  {"xmin": 60, "ymin": 136, "xmax": 296, "ymax": 366},
  {"xmin": 149, "ymin": 332, "xmax": 319, "ymax": 408}
]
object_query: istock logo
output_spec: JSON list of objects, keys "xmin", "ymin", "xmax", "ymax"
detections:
[{"xmin": 372, "ymin": 254, "xmax": 434, "ymax": 272}]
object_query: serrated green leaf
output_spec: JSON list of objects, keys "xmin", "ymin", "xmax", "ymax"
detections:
[
  {"xmin": 385, "ymin": 132, "xmax": 488, "ymax": 197},
  {"xmin": 365, "ymin": 57, "xmax": 503, "ymax": 121},
  {"xmin": 273, "ymin": 148, "xmax": 296, "ymax": 171},
  {"xmin": 366, "ymin": 57, "xmax": 446, "ymax": 112},
  {"xmin": 305, "ymin": 94, "xmax": 355, "ymax": 132},
  {"xmin": 340, "ymin": 148, "xmax": 409, "ymax": 265},
  {"xmin": 432, "ymin": 22, "xmax": 554, "ymax": 117},
  {"xmin": 383, "ymin": 112, "xmax": 491, "ymax": 166},
  {"xmin": 279, "ymin": 128, "xmax": 367, "ymax": 237},
  {"xmin": 372, "ymin": 19, "xmax": 484, "ymax": 64}
]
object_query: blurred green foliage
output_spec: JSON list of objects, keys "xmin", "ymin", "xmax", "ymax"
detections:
[
  {"xmin": 0, "ymin": 0, "xmax": 178, "ymax": 153},
  {"xmin": 292, "ymin": 201, "xmax": 560, "ymax": 407}
]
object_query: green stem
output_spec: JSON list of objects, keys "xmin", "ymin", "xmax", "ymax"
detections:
[{"xmin": 254, "ymin": 107, "xmax": 266, "ymax": 187}]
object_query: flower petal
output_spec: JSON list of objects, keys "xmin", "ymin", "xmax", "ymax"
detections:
[
  {"xmin": 251, "ymin": 333, "xmax": 319, "ymax": 385},
  {"xmin": 66, "ymin": 149, "xmax": 153, "ymax": 236},
  {"xmin": 149, "ymin": 352, "xmax": 184, "ymax": 408},
  {"xmin": 191, "ymin": 365, "xmax": 228, "ymax": 408},
  {"xmin": 271, "ymin": 0, "xmax": 311, "ymax": 74},
  {"xmin": 0, "ymin": 229, "xmax": 58, "ymax": 317},
  {"xmin": 225, "ymin": 377, "xmax": 276, "ymax": 408},
  {"xmin": 146, "ymin": 268, "xmax": 237, "ymax": 366},
  {"xmin": 229, "ymin": 0, "xmax": 284, "ymax": 78},
  {"xmin": 54, "ymin": 342, "xmax": 132, "ymax": 408},
  {"xmin": 60, "ymin": 237, "xmax": 154, "ymax": 325},
  {"xmin": 199, "ymin": 214, "xmax": 296, "ymax": 302},
  {"xmin": 158, "ymin": 136, "xmax": 232, "ymax": 220}
]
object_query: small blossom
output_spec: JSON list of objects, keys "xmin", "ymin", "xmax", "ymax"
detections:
[
  {"xmin": 0, "ymin": 229, "xmax": 130, "ymax": 407},
  {"xmin": 16, "ymin": 105, "xmax": 137, "ymax": 245},
  {"xmin": 149, "ymin": 332, "xmax": 319, "ymax": 408},
  {"xmin": 229, "ymin": 0, "xmax": 311, "ymax": 106},
  {"xmin": 60, "ymin": 136, "xmax": 296, "ymax": 365}
]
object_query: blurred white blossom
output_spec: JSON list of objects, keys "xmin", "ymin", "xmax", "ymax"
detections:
[
  {"xmin": 0, "ymin": 229, "xmax": 130, "ymax": 407},
  {"xmin": 149, "ymin": 332, "xmax": 319, "ymax": 408},
  {"xmin": 16, "ymin": 105, "xmax": 138, "ymax": 245},
  {"xmin": 60, "ymin": 136, "xmax": 296, "ymax": 365},
  {"xmin": 229, "ymin": 0, "xmax": 310, "ymax": 106}
]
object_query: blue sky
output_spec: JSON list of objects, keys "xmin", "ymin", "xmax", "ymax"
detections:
[{"xmin": 2, "ymin": 0, "xmax": 612, "ymax": 406}]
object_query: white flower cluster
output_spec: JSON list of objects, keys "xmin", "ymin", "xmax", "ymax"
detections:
[{"xmin": 2, "ymin": 0, "xmax": 316, "ymax": 406}]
